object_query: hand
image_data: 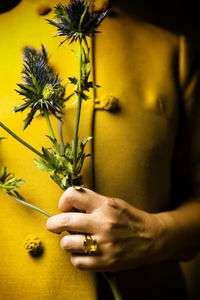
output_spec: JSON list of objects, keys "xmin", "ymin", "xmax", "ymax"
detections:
[{"xmin": 46, "ymin": 187, "xmax": 163, "ymax": 272}]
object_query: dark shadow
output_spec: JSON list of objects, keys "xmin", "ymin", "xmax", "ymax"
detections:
[
  {"xmin": 98, "ymin": 262, "xmax": 189, "ymax": 300},
  {"xmin": 0, "ymin": 0, "xmax": 21, "ymax": 14},
  {"xmin": 111, "ymin": 0, "xmax": 200, "ymax": 50},
  {"xmin": 29, "ymin": 246, "xmax": 44, "ymax": 258}
]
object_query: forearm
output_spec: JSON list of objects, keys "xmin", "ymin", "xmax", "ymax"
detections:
[{"xmin": 155, "ymin": 198, "xmax": 200, "ymax": 263}]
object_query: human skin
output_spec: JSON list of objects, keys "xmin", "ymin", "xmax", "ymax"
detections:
[{"xmin": 46, "ymin": 187, "xmax": 200, "ymax": 272}]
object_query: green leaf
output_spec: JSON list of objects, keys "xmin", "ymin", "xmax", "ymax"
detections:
[
  {"xmin": 79, "ymin": 4, "xmax": 88, "ymax": 27},
  {"xmin": 42, "ymin": 147, "xmax": 58, "ymax": 166},
  {"xmin": 0, "ymin": 166, "xmax": 7, "ymax": 182},
  {"xmin": 46, "ymin": 19, "xmax": 62, "ymax": 29},
  {"xmin": 80, "ymin": 92, "xmax": 90, "ymax": 101},
  {"xmin": 14, "ymin": 190, "xmax": 26, "ymax": 201},
  {"xmin": 46, "ymin": 136, "xmax": 63, "ymax": 155},
  {"xmin": 50, "ymin": 172, "xmax": 63, "ymax": 189},
  {"xmin": 34, "ymin": 157, "xmax": 55, "ymax": 173},
  {"xmin": 0, "ymin": 166, "xmax": 25, "ymax": 193},
  {"xmin": 64, "ymin": 142, "xmax": 72, "ymax": 155},
  {"xmin": 82, "ymin": 136, "xmax": 92, "ymax": 148},
  {"xmin": 61, "ymin": 176, "xmax": 70, "ymax": 189},
  {"xmin": 13, "ymin": 102, "xmax": 30, "ymax": 113},
  {"xmin": 77, "ymin": 136, "xmax": 92, "ymax": 165},
  {"xmin": 41, "ymin": 44, "xmax": 48, "ymax": 61},
  {"xmin": 69, "ymin": 77, "xmax": 78, "ymax": 85},
  {"xmin": 82, "ymin": 46, "xmax": 87, "ymax": 64},
  {"xmin": 63, "ymin": 92, "xmax": 74, "ymax": 102},
  {"xmin": 17, "ymin": 83, "xmax": 38, "ymax": 95},
  {"xmin": 77, "ymin": 153, "xmax": 86, "ymax": 174},
  {"xmin": 28, "ymin": 73, "xmax": 41, "ymax": 92},
  {"xmin": 84, "ymin": 63, "xmax": 91, "ymax": 77},
  {"xmin": 23, "ymin": 109, "xmax": 36, "ymax": 129},
  {"xmin": 86, "ymin": 82, "xmax": 100, "ymax": 89}
]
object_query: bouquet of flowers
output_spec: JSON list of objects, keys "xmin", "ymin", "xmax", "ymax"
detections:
[{"xmin": 0, "ymin": 1, "xmax": 122, "ymax": 299}]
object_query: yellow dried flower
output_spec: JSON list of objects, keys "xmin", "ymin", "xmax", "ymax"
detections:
[
  {"xmin": 95, "ymin": 94, "xmax": 119, "ymax": 111},
  {"xmin": 24, "ymin": 234, "xmax": 42, "ymax": 255}
]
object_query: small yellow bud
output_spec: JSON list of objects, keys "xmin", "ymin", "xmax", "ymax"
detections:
[
  {"xmin": 24, "ymin": 234, "xmax": 42, "ymax": 256},
  {"xmin": 95, "ymin": 94, "xmax": 119, "ymax": 111},
  {"xmin": 42, "ymin": 84, "xmax": 54, "ymax": 100}
]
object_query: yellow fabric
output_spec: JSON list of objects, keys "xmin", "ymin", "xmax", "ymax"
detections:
[
  {"xmin": 0, "ymin": 0, "xmax": 200, "ymax": 299},
  {"xmin": 0, "ymin": 1, "xmax": 96, "ymax": 299}
]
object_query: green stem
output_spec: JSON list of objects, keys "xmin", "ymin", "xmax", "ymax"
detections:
[
  {"xmin": 58, "ymin": 118, "xmax": 65, "ymax": 154},
  {"xmin": 0, "ymin": 121, "xmax": 43, "ymax": 158},
  {"xmin": 73, "ymin": 37, "xmax": 83, "ymax": 175},
  {"xmin": 8, "ymin": 192, "xmax": 52, "ymax": 217},
  {"xmin": 83, "ymin": 36, "xmax": 89, "ymax": 58},
  {"xmin": 103, "ymin": 273, "xmax": 123, "ymax": 300},
  {"xmin": 44, "ymin": 111, "xmax": 55, "ymax": 140}
]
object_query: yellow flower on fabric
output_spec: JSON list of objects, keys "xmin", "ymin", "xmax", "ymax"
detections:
[
  {"xmin": 95, "ymin": 94, "xmax": 119, "ymax": 111},
  {"xmin": 24, "ymin": 234, "xmax": 42, "ymax": 256}
]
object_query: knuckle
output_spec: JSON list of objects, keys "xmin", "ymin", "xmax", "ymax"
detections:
[
  {"xmin": 66, "ymin": 186, "xmax": 76, "ymax": 196},
  {"xmin": 105, "ymin": 240, "xmax": 117, "ymax": 252},
  {"xmin": 60, "ymin": 236, "xmax": 70, "ymax": 249},
  {"xmin": 104, "ymin": 241, "xmax": 121, "ymax": 260},
  {"xmin": 103, "ymin": 197, "xmax": 118, "ymax": 209},
  {"xmin": 58, "ymin": 187, "xmax": 76, "ymax": 211},
  {"xmin": 60, "ymin": 213, "xmax": 70, "ymax": 227},
  {"xmin": 103, "ymin": 197, "xmax": 114, "ymax": 207},
  {"xmin": 66, "ymin": 188, "xmax": 77, "ymax": 206},
  {"xmin": 103, "ymin": 219, "xmax": 117, "ymax": 233}
]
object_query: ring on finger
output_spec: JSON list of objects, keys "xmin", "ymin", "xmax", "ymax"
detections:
[{"xmin": 83, "ymin": 235, "xmax": 98, "ymax": 254}]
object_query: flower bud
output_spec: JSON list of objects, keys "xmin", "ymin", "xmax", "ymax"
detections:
[
  {"xmin": 43, "ymin": 84, "xmax": 54, "ymax": 100},
  {"xmin": 24, "ymin": 234, "xmax": 42, "ymax": 256}
]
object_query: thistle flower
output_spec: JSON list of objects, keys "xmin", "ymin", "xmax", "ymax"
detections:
[
  {"xmin": 47, "ymin": 0, "xmax": 108, "ymax": 44},
  {"xmin": 14, "ymin": 45, "xmax": 66, "ymax": 129}
]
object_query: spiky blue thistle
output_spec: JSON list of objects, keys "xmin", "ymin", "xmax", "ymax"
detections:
[
  {"xmin": 14, "ymin": 45, "xmax": 66, "ymax": 129},
  {"xmin": 47, "ymin": 0, "xmax": 108, "ymax": 44}
]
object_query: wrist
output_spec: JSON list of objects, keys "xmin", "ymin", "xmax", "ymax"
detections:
[{"xmin": 147, "ymin": 212, "xmax": 175, "ymax": 265}]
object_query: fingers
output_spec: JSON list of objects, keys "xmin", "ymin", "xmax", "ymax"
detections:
[
  {"xmin": 46, "ymin": 212, "xmax": 98, "ymax": 234},
  {"xmin": 70, "ymin": 254, "xmax": 106, "ymax": 272},
  {"xmin": 60, "ymin": 234, "xmax": 86, "ymax": 253},
  {"xmin": 60, "ymin": 234, "xmax": 98, "ymax": 254},
  {"xmin": 60, "ymin": 234, "xmax": 106, "ymax": 271},
  {"xmin": 58, "ymin": 187, "xmax": 102, "ymax": 213}
]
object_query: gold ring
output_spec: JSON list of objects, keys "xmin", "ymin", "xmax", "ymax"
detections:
[{"xmin": 83, "ymin": 235, "xmax": 98, "ymax": 254}]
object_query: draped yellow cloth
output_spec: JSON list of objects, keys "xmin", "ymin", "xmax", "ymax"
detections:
[{"xmin": 0, "ymin": 0, "xmax": 200, "ymax": 299}]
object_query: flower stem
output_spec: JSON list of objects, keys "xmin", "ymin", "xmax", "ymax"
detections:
[
  {"xmin": 8, "ymin": 192, "xmax": 52, "ymax": 217},
  {"xmin": 103, "ymin": 272, "xmax": 123, "ymax": 300},
  {"xmin": 0, "ymin": 121, "xmax": 43, "ymax": 158},
  {"xmin": 44, "ymin": 111, "xmax": 55, "ymax": 140},
  {"xmin": 83, "ymin": 36, "xmax": 89, "ymax": 57},
  {"xmin": 58, "ymin": 118, "xmax": 65, "ymax": 154},
  {"xmin": 73, "ymin": 37, "xmax": 83, "ymax": 175}
]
